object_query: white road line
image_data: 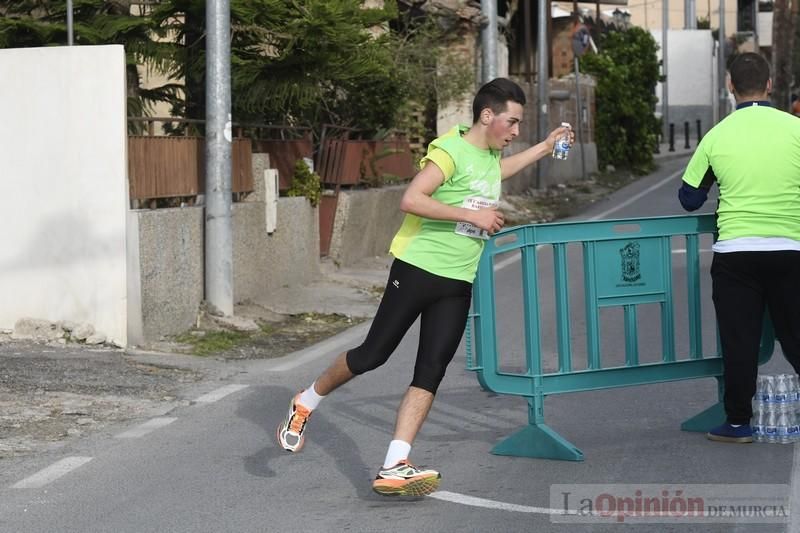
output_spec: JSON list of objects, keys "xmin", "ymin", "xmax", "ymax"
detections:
[
  {"xmin": 12, "ymin": 457, "xmax": 93, "ymax": 489},
  {"xmin": 115, "ymin": 417, "xmax": 177, "ymax": 439},
  {"xmin": 672, "ymin": 249, "xmax": 712, "ymax": 254},
  {"xmin": 267, "ymin": 321, "xmax": 372, "ymax": 372},
  {"xmin": 587, "ymin": 169, "xmax": 684, "ymax": 221},
  {"xmin": 493, "ymin": 253, "xmax": 521, "ymax": 271},
  {"xmin": 430, "ymin": 490, "xmax": 560, "ymax": 515},
  {"xmin": 194, "ymin": 384, "xmax": 250, "ymax": 403}
]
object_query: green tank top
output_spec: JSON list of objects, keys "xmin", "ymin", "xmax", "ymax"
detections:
[{"xmin": 390, "ymin": 126, "xmax": 502, "ymax": 282}]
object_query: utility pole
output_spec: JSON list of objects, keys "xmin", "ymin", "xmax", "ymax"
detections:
[
  {"xmin": 481, "ymin": 0, "xmax": 498, "ymax": 83},
  {"xmin": 772, "ymin": 0, "xmax": 797, "ymax": 111},
  {"xmin": 205, "ymin": 0, "xmax": 234, "ymax": 317},
  {"xmin": 685, "ymin": 0, "xmax": 697, "ymax": 28},
  {"xmin": 662, "ymin": 0, "xmax": 670, "ymax": 137},
  {"xmin": 537, "ymin": 0, "xmax": 550, "ymax": 188},
  {"xmin": 67, "ymin": 0, "xmax": 74, "ymax": 45}
]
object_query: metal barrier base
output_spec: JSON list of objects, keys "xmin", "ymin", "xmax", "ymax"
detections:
[
  {"xmin": 491, "ymin": 423, "xmax": 585, "ymax": 461},
  {"xmin": 680, "ymin": 402, "xmax": 726, "ymax": 433}
]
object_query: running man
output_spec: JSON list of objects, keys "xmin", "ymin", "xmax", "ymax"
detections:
[{"xmin": 278, "ymin": 78, "xmax": 571, "ymax": 495}]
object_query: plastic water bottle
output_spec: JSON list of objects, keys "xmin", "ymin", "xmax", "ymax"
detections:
[
  {"xmin": 775, "ymin": 374, "xmax": 790, "ymax": 404},
  {"xmin": 791, "ymin": 375, "xmax": 800, "ymax": 402},
  {"xmin": 777, "ymin": 408, "xmax": 792, "ymax": 444},
  {"xmin": 551, "ymin": 122, "xmax": 572, "ymax": 160},
  {"xmin": 786, "ymin": 407, "xmax": 800, "ymax": 443},
  {"xmin": 753, "ymin": 374, "xmax": 800, "ymax": 443},
  {"xmin": 765, "ymin": 408, "xmax": 779, "ymax": 443},
  {"xmin": 752, "ymin": 401, "xmax": 766, "ymax": 442}
]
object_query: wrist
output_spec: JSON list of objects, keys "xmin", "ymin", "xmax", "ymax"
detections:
[{"xmin": 462, "ymin": 208, "xmax": 477, "ymax": 225}]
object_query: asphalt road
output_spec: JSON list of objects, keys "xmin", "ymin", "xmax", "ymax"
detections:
[{"xmin": 1, "ymin": 155, "xmax": 797, "ymax": 533}]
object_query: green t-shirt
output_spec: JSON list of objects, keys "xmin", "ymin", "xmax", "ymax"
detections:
[
  {"xmin": 681, "ymin": 104, "xmax": 800, "ymax": 241},
  {"xmin": 389, "ymin": 125, "xmax": 502, "ymax": 282}
]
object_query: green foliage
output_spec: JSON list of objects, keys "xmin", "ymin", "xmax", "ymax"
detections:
[
  {"xmin": 287, "ymin": 159, "xmax": 322, "ymax": 207},
  {"xmin": 580, "ymin": 27, "xmax": 662, "ymax": 174}
]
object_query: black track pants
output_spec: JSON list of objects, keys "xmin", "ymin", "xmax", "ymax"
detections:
[
  {"xmin": 345, "ymin": 259, "xmax": 472, "ymax": 394},
  {"xmin": 711, "ymin": 251, "xmax": 800, "ymax": 424}
]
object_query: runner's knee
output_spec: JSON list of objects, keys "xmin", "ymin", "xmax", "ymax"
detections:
[
  {"xmin": 410, "ymin": 361, "xmax": 450, "ymax": 394},
  {"xmin": 345, "ymin": 345, "xmax": 392, "ymax": 375}
]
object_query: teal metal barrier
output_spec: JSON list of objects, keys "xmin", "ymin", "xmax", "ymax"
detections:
[{"xmin": 465, "ymin": 214, "xmax": 774, "ymax": 461}]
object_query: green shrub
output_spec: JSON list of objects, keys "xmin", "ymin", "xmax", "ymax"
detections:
[
  {"xmin": 580, "ymin": 27, "xmax": 662, "ymax": 174},
  {"xmin": 287, "ymin": 160, "xmax": 322, "ymax": 207}
]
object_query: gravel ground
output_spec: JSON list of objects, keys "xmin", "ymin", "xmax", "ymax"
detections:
[{"xmin": 0, "ymin": 338, "xmax": 204, "ymax": 458}]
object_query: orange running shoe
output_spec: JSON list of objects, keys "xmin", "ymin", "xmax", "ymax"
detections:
[
  {"xmin": 372, "ymin": 460, "xmax": 441, "ymax": 497},
  {"xmin": 276, "ymin": 393, "xmax": 312, "ymax": 452}
]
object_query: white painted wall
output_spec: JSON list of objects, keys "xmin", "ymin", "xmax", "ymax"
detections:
[
  {"xmin": 0, "ymin": 45, "xmax": 129, "ymax": 345},
  {"xmin": 651, "ymin": 30, "xmax": 716, "ymax": 108}
]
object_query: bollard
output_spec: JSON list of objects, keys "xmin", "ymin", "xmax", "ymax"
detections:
[
  {"xmin": 684, "ymin": 122, "xmax": 690, "ymax": 149},
  {"xmin": 669, "ymin": 123, "xmax": 675, "ymax": 152},
  {"xmin": 696, "ymin": 119, "xmax": 702, "ymax": 145},
  {"xmin": 654, "ymin": 131, "xmax": 661, "ymax": 154}
]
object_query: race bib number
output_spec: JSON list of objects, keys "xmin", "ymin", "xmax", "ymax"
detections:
[{"xmin": 454, "ymin": 196, "xmax": 498, "ymax": 240}]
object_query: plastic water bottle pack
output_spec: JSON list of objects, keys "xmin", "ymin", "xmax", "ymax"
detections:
[{"xmin": 752, "ymin": 374, "xmax": 800, "ymax": 443}]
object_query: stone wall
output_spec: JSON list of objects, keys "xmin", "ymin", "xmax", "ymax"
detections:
[
  {"xmin": 233, "ymin": 198, "xmax": 320, "ymax": 302},
  {"xmin": 132, "ymin": 207, "xmax": 204, "ymax": 343},
  {"xmin": 327, "ymin": 187, "xmax": 406, "ymax": 267},
  {"xmin": 132, "ymin": 193, "xmax": 320, "ymax": 344}
]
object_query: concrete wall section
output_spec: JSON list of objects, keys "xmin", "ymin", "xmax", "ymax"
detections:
[
  {"xmin": 134, "ymin": 207, "xmax": 204, "ymax": 342},
  {"xmin": 233, "ymin": 197, "xmax": 320, "ymax": 302},
  {"xmin": 328, "ymin": 187, "xmax": 406, "ymax": 267},
  {"xmin": 0, "ymin": 45, "xmax": 129, "ymax": 345},
  {"xmin": 132, "ymin": 198, "xmax": 319, "ymax": 342}
]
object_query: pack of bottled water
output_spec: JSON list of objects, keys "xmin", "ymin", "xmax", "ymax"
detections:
[{"xmin": 751, "ymin": 374, "xmax": 800, "ymax": 443}]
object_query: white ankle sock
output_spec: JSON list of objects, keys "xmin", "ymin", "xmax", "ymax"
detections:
[
  {"xmin": 383, "ymin": 440, "xmax": 411, "ymax": 469},
  {"xmin": 297, "ymin": 382, "xmax": 325, "ymax": 410}
]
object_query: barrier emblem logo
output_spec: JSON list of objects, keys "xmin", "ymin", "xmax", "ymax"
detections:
[{"xmin": 620, "ymin": 242, "xmax": 641, "ymax": 283}]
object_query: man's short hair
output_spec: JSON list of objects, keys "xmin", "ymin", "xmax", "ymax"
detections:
[
  {"xmin": 472, "ymin": 78, "xmax": 526, "ymax": 124},
  {"xmin": 729, "ymin": 52, "xmax": 770, "ymax": 97}
]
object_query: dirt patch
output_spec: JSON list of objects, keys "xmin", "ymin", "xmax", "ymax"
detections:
[{"xmin": 0, "ymin": 340, "xmax": 205, "ymax": 458}]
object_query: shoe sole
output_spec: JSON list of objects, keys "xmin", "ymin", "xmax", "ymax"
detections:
[
  {"xmin": 372, "ymin": 475, "xmax": 441, "ymax": 497},
  {"xmin": 276, "ymin": 395, "xmax": 307, "ymax": 453},
  {"xmin": 276, "ymin": 422, "xmax": 304, "ymax": 452},
  {"xmin": 706, "ymin": 433, "xmax": 753, "ymax": 443}
]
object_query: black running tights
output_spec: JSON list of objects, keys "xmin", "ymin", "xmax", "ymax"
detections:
[{"xmin": 345, "ymin": 259, "xmax": 472, "ymax": 394}]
